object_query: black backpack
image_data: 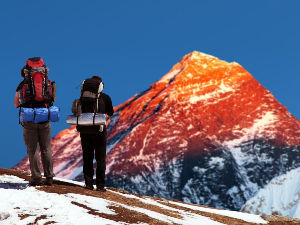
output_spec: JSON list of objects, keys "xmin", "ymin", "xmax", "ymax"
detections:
[{"xmin": 72, "ymin": 78, "xmax": 103, "ymax": 116}]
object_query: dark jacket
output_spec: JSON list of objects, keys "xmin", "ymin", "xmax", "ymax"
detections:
[{"xmin": 76, "ymin": 92, "xmax": 114, "ymax": 134}]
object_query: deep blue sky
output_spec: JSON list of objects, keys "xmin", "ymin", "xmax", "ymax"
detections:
[{"xmin": 1, "ymin": 1, "xmax": 299, "ymax": 168}]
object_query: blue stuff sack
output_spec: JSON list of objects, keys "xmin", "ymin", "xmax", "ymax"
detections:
[
  {"xmin": 20, "ymin": 108, "xmax": 34, "ymax": 122},
  {"xmin": 49, "ymin": 106, "xmax": 60, "ymax": 122},
  {"xmin": 34, "ymin": 108, "xmax": 49, "ymax": 123},
  {"xmin": 20, "ymin": 106, "xmax": 60, "ymax": 123}
]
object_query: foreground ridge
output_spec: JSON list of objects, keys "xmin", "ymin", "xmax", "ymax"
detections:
[{"xmin": 2, "ymin": 168, "xmax": 300, "ymax": 225}]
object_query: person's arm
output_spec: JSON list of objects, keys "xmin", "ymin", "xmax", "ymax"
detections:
[
  {"xmin": 106, "ymin": 95, "xmax": 114, "ymax": 117},
  {"xmin": 14, "ymin": 92, "xmax": 20, "ymax": 107},
  {"xmin": 14, "ymin": 80, "xmax": 24, "ymax": 108}
]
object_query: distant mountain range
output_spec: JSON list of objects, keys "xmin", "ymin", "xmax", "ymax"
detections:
[{"xmin": 14, "ymin": 51, "xmax": 300, "ymax": 217}]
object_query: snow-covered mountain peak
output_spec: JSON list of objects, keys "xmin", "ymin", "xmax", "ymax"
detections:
[{"xmin": 157, "ymin": 51, "xmax": 248, "ymax": 88}]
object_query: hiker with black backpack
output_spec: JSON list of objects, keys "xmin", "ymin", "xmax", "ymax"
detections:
[
  {"xmin": 69, "ymin": 75, "xmax": 114, "ymax": 191},
  {"xmin": 14, "ymin": 57, "xmax": 58, "ymax": 186}
]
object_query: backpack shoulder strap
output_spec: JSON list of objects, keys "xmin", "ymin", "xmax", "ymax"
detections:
[
  {"xmin": 80, "ymin": 80, "xmax": 86, "ymax": 97},
  {"xmin": 95, "ymin": 83, "xmax": 103, "ymax": 113},
  {"xmin": 43, "ymin": 65, "xmax": 49, "ymax": 96}
]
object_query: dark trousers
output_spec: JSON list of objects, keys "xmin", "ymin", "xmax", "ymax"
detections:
[
  {"xmin": 23, "ymin": 122, "xmax": 54, "ymax": 182},
  {"xmin": 80, "ymin": 131, "xmax": 107, "ymax": 187}
]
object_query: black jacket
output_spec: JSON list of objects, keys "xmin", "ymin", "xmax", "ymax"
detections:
[{"xmin": 76, "ymin": 92, "xmax": 114, "ymax": 134}]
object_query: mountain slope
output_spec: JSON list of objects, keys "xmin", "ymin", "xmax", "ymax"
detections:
[
  {"xmin": 242, "ymin": 167, "xmax": 300, "ymax": 218},
  {"xmin": 14, "ymin": 51, "xmax": 300, "ymax": 214},
  {"xmin": 1, "ymin": 168, "xmax": 299, "ymax": 225}
]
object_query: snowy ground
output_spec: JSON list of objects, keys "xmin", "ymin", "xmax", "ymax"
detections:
[{"xmin": 0, "ymin": 174, "xmax": 269, "ymax": 225}]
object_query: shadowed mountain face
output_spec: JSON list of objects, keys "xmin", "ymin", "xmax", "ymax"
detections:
[{"xmin": 14, "ymin": 51, "xmax": 300, "ymax": 211}]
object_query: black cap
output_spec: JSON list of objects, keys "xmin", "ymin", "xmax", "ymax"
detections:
[{"xmin": 91, "ymin": 75, "xmax": 102, "ymax": 82}]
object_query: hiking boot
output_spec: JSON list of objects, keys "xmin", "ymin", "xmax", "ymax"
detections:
[
  {"xmin": 85, "ymin": 183, "xmax": 94, "ymax": 190},
  {"xmin": 45, "ymin": 177, "xmax": 53, "ymax": 186},
  {"xmin": 84, "ymin": 176, "xmax": 94, "ymax": 190},
  {"xmin": 96, "ymin": 185, "xmax": 106, "ymax": 192},
  {"xmin": 29, "ymin": 180, "xmax": 42, "ymax": 186}
]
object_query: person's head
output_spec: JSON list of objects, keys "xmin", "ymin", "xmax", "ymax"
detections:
[
  {"xmin": 91, "ymin": 75, "xmax": 104, "ymax": 93},
  {"xmin": 91, "ymin": 75, "xmax": 102, "ymax": 82}
]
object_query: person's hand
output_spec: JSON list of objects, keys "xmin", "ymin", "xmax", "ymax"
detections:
[{"xmin": 14, "ymin": 92, "xmax": 20, "ymax": 107}]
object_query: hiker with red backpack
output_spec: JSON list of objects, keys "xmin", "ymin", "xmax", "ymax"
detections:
[
  {"xmin": 68, "ymin": 75, "xmax": 114, "ymax": 191},
  {"xmin": 14, "ymin": 57, "xmax": 59, "ymax": 186}
]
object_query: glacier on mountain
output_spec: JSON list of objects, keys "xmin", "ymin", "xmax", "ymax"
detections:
[{"xmin": 242, "ymin": 167, "xmax": 300, "ymax": 218}]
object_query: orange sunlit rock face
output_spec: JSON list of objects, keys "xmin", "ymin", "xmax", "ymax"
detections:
[
  {"xmin": 14, "ymin": 51, "xmax": 300, "ymax": 180},
  {"xmin": 105, "ymin": 51, "xmax": 300, "ymax": 176}
]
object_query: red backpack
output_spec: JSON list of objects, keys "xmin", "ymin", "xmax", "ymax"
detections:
[{"xmin": 20, "ymin": 57, "xmax": 56, "ymax": 107}]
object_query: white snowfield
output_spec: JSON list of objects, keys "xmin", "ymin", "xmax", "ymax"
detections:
[
  {"xmin": 242, "ymin": 167, "xmax": 300, "ymax": 218},
  {"xmin": 0, "ymin": 175, "xmax": 268, "ymax": 225}
]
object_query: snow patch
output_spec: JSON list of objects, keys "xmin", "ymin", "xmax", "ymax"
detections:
[
  {"xmin": 208, "ymin": 157, "xmax": 225, "ymax": 169},
  {"xmin": 193, "ymin": 166, "xmax": 207, "ymax": 174},
  {"xmin": 179, "ymin": 140, "xmax": 188, "ymax": 148},
  {"xmin": 109, "ymin": 191, "xmax": 225, "ymax": 225},
  {"xmin": 0, "ymin": 175, "xmax": 119, "ymax": 225},
  {"xmin": 189, "ymin": 82, "xmax": 234, "ymax": 104},
  {"xmin": 227, "ymin": 186, "xmax": 239, "ymax": 196},
  {"xmin": 158, "ymin": 69, "xmax": 181, "ymax": 83},
  {"xmin": 190, "ymin": 51, "xmax": 217, "ymax": 61},
  {"xmin": 0, "ymin": 175, "xmax": 233, "ymax": 225},
  {"xmin": 225, "ymin": 111, "xmax": 278, "ymax": 150},
  {"xmin": 168, "ymin": 200, "xmax": 267, "ymax": 224},
  {"xmin": 157, "ymin": 136, "xmax": 177, "ymax": 144},
  {"xmin": 187, "ymin": 124, "xmax": 193, "ymax": 130},
  {"xmin": 187, "ymin": 73, "xmax": 193, "ymax": 78}
]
